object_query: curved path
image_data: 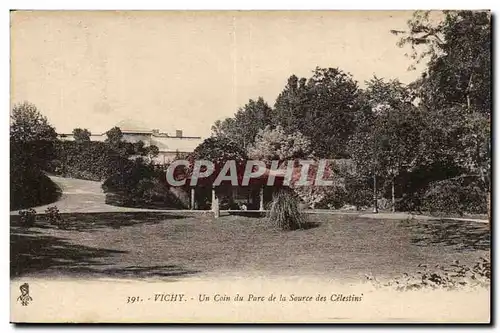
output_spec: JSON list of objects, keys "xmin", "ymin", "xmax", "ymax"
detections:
[{"xmin": 10, "ymin": 176, "xmax": 182, "ymax": 215}]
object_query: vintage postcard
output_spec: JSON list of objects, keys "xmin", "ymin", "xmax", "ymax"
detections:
[{"xmin": 10, "ymin": 10, "xmax": 491, "ymax": 323}]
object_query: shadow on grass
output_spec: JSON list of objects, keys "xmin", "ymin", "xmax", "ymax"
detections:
[
  {"xmin": 267, "ymin": 221, "xmax": 321, "ymax": 232},
  {"xmin": 11, "ymin": 212, "xmax": 186, "ymax": 233},
  {"xmin": 300, "ymin": 221, "xmax": 321, "ymax": 230},
  {"xmin": 10, "ymin": 232, "xmax": 126, "ymax": 278},
  {"xmin": 71, "ymin": 265, "xmax": 201, "ymax": 278},
  {"xmin": 11, "ymin": 230, "xmax": 200, "ymax": 278},
  {"xmin": 403, "ymin": 219, "xmax": 490, "ymax": 251},
  {"xmin": 228, "ymin": 211, "xmax": 266, "ymax": 218}
]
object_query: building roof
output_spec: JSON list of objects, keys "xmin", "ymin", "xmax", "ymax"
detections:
[
  {"xmin": 57, "ymin": 119, "xmax": 204, "ymax": 153},
  {"xmin": 115, "ymin": 119, "xmax": 152, "ymax": 133}
]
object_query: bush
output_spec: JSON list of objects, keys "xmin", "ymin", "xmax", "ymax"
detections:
[
  {"xmin": 267, "ymin": 188, "xmax": 307, "ymax": 230},
  {"xmin": 395, "ymin": 191, "xmax": 425, "ymax": 213},
  {"xmin": 18, "ymin": 209, "xmax": 37, "ymax": 227},
  {"xmin": 44, "ymin": 206, "xmax": 67, "ymax": 228},
  {"xmin": 103, "ymin": 159, "xmax": 187, "ymax": 209},
  {"xmin": 314, "ymin": 186, "xmax": 347, "ymax": 209},
  {"xmin": 422, "ymin": 177, "xmax": 487, "ymax": 215},
  {"xmin": 10, "ymin": 168, "xmax": 61, "ymax": 211},
  {"xmin": 343, "ymin": 175, "xmax": 372, "ymax": 209}
]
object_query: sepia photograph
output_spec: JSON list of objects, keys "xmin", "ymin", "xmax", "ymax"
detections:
[{"xmin": 9, "ymin": 10, "xmax": 491, "ymax": 323}]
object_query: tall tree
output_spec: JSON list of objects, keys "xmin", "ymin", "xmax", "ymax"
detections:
[
  {"xmin": 190, "ymin": 137, "xmax": 248, "ymax": 186},
  {"xmin": 393, "ymin": 10, "xmax": 491, "ymax": 113},
  {"xmin": 273, "ymin": 68, "xmax": 360, "ymax": 158},
  {"xmin": 211, "ymin": 118, "xmax": 237, "ymax": 139},
  {"xmin": 10, "ymin": 102, "xmax": 57, "ymax": 143},
  {"xmin": 392, "ymin": 10, "xmax": 491, "ymax": 217},
  {"xmin": 105, "ymin": 126, "xmax": 123, "ymax": 146},
  {"xmin": 10, "ymin": 102, "xmax": 58, "ymax": 170},
  {"xmin": 349, "ymin": 78, "xmax": 424, "ymax": 212},
  {"xmin": 211, "ymin": 97, "xmax": 272, "ymax": 150},
  {"xmin": 192, "ymin": 137, "xmax": 247, "ymax": 167},
  {"xmin": 272, "ymin": 75, "xmax": 310, "ymax": 133},
  {"xmin": 247, "ymin": 125, "xmax": 312, "ymax": 164},
  {"xmin": 10, "ymin": 102, "xmax": 59, "ymax": 209}
]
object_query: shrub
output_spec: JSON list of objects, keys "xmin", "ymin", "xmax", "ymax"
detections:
[
  {"xmin": 10, "ymin": 168, "xmax": 61, "ymax": 211},
  {"xmin": 44, "ymin": 206, "xmax": 67, "ymax": 228},
  {"xmin": 422, "ymin": 177, "xmax": 487, "ymax": 215},
  {"xmin": 343, "ymin": 175, "xmax": 372, "ymax": 209},
  {"xmin": 314, "ymin": 187, "xmax": 347, "ymax": 209},
  {"xmin": 10, "ymin": 103, "xmax": 62, "ymax": 210},
  {"xmin": 18, "ymin": 209, "xmax": 37, "ymax": 227},
  {"xmin": 267, "ymin": 188, "xmax": 307, "ymax": 230},
  {"xmin": 395, "ymin": 190, "xmax": 425, "ymax": 213},
  {"xmin": 294, "ymin": 186, "xmax": 328, "ymax": 209},
  {"xmin": 102, "ymin": 159, "xmax": 187, "ymax": 209}
]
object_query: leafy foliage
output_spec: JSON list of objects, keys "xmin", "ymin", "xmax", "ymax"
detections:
[
  {"xmin": 349, "ymin": 78, "xmax": 423, "ymax": 177},
  {"xmin": 52, "ymin": 141, "xmax": 119, "ymax": 181},
  {"xmin": 349, "ymin": 11, "xmax": 491, "ymax": 214},
  {"xmin": 422, "ymin": 177, "xmax": 487, "ymax": 215},
  {"xmin": 273, "ymin": 68, "xmax": 361, "ymax": 158},
  {"xmin": 247, "ymin": 125, "xmax": 312, "ymax": 163},
  {"xmin": 211, "ymin": 97, "xmax": 273, "ymax": 150},
  {"xmin": 343, "ymin": 174, "xmax": 373, "ymax": 209},
  {"xmin": 72, "ymin": 128, "xmax": 91, "ymax": 143},
  {"xmin": 10, "ymin": 166, "xmax": 61, "ymax": 211},
  {"xmin": 367, "ymin": 258, "xmax": 490, "ymax": 291},
  {"xmin": 53, "ymin": 127, "xmax": 161, "ymax": 181},
  {"xmin": 271, "ymin": 75, "xmax": 310, "ymax": 134},
  {"xmin": 193, "ymin": 136, "xmax": 247, "ymax": 165},
  {"xmin": 18, "ymin": 209, "xmax": 37, "ymax": 228},
  {"xmin": 10, "ymin": 102, "xmax": 58, "ymax": 170},
  {"xmin": 44, "ymin": 206, "xmax": 68, "ymax": 228},
  {"xmin": 10, "ymin": 102, "xmax": 61, "ymax": 210},
  {"xmin": 102, "ymin": 158, "xmax": 186, "ymax": 209},
  {"xmin": 394, "ymin": 11, "xmax": 491, "ymax": 112},
  {"xmin": 10, "ymin": 102, "xmax": 57, "ymax": 143}
]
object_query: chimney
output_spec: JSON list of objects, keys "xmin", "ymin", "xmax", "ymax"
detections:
[{"xmin": 175, "ymin": 130, "xmax": 183, "ymax": 138}]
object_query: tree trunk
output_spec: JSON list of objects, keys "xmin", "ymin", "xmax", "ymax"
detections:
[
  {"xmin": 391, "ymin": 178, "xmax": 396, "ymax": 213},
  {"xmin": 259, "ymin": 186, "xmax": 264, "ymax": 211},
  {"xmin": 212, "ymin": 187, "xmax": 220, "ymax": 218},
  {"xmin": 478, "ymin": 167, "xmax": 489, "ymax": 226},
  {"xmin": 190, "ymin": 188, "xmax": 195, "ymax": 210},
  {"xmin": 466, "ymin": 72, "xmax": 474, "ymax": 111},
  {"xmin": 373, "ymin": 174, "xmax": 378, "ymax": 213},
  {"xmin": 487, "ymin": 191, "xmax": 491, "ymax": 226}
]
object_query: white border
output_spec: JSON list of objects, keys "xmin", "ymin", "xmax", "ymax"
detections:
[
  {"xmin": 2, "ymin": 0, "xmax": 497, "ymax": 10},
  {"xmin": 2, "ymin": 1, "xmax": 497, "ymax": 332}
]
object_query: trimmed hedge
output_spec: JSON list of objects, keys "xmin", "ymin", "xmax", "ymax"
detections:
[{"xmin": 51, "ymin": 141, "xmax": 119, "ymax": 181}]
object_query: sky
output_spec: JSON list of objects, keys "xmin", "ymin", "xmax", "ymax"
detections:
[{"xmin": 11, "ymin": 10, "xmax": 426, "ymax": 138}]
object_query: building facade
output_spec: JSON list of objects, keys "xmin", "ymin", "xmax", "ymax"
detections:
[{"xmin": 58, "ymin": 120, "xmax": 204, "ymax": 165}]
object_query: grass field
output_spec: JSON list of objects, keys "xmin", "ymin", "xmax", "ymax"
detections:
[{"xmin": 10, "ymin": 212, "xmax": 490, "ymax": 282}]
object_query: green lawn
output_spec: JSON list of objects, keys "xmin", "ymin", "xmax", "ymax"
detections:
[{"xmin": 10, "ymin": 212, "xmax": 490, "ymax": 282}]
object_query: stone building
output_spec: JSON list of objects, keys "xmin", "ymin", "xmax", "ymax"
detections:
[{"xmin": 57, "ymin": 119, "xmax": 204, "ymax": 165}]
